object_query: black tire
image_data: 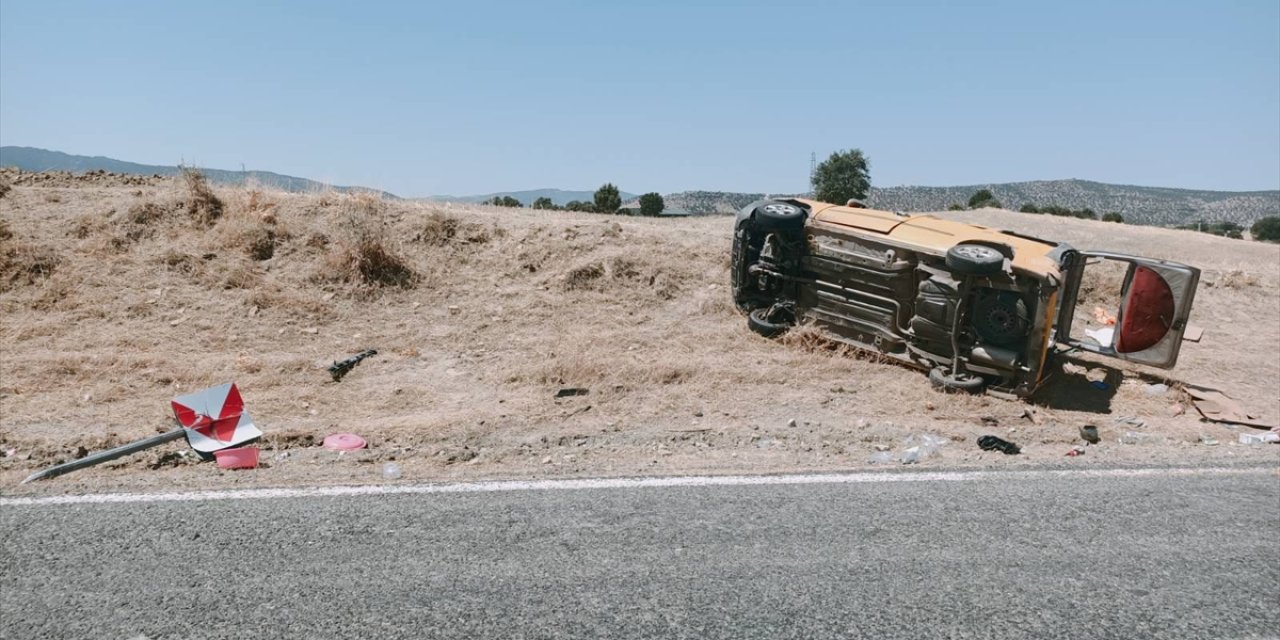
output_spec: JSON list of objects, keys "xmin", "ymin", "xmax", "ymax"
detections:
[
  {"xmin": 747, "ymin": 307, "xmax": 793, "ymax": 338},
  {"xmin": 945, "ymin": 244, "xmax": 1004, "ymax": 277},
  {"xmin": 929, "ymin": 366, "xmax": 986, "ymax": 394},
  {"xmin": 753, "ymin": 201, "xmax": 806, "ymax": 230}
]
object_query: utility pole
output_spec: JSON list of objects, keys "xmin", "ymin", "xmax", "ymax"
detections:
[{"xmin": 809, "ymin": 152, "xmax": 816, "ymax": 193}]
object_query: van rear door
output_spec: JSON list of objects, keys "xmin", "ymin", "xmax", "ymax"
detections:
[{"xmin": 1057, "ymin": 251, "xmax": 1200, "ymax": 369}]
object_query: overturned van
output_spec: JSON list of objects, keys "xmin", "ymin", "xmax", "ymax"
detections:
[{"xmin": 731, "ymin": 199, "xmax": 1200, "ymax": 397}]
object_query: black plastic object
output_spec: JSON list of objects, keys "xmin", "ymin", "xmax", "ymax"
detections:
[
  {"xmin": 329, "ymin": 349, "xmax": 378, "ymax": 382},
  {"xmin": 977, "ymin": 434, "xmax": 1021, "ymax": 455}
]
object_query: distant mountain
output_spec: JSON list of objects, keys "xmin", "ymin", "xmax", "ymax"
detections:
[
  {"xmin": 427, "ymin": 188, "xmax": 640, "ymax": 207},
  {"xmin": 0, "ymin": 146, "xmax": 398, "ymax": 199},
  {"xmin": 659, "ymin": 180, "xmax": 1278, "ymax": 227},
  {"xmin": 866, "ymin": 179, "xmax": 1278, "ymax": 227}
]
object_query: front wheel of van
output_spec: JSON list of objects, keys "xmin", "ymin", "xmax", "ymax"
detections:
[{"xmin": 929, "ymin": 366, "xmax": 986, "ymax": 394}]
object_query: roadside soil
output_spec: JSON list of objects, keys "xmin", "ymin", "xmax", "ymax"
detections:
[{"xmin": 2, "ymin": 171, "xmax": 1277, "ymax": 495}]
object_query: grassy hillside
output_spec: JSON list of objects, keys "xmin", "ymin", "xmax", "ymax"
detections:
[
  {"xmin": 2, "ymin": 170, "xmax": 1277, "ymax": 492},
  {"xmin": 426, "ymin": 188, "xmax": 639, "ymax": 207}
]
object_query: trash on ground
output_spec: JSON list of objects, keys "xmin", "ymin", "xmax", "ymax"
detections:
[
  {"xmin": 322, "ymin": 432, "xmax": 368, "ymax": 451},
  {"xmin": 1182, "ymin": 324, "xmax": 1204, "ymax": 342},
  {"xmin": 1022, "ymin": 407, "xmax": 1043, "ymax": 426},
  {"xmin": 1171, "ymin": 403, "xmax": 1186, "ymax": 417},
  {"xmin": 1091, "ymin": 380, "xmax": 1110, "ymax": 390},
  {"xmin": 329, "ymin": 349, "xmax": 378, "ymax": 382},
  {"xmin": 977, "ymin": 435, "xmax": 1020, "ymax": 455},
  {"xmin": 382, "ymin": 462, "xmax": 402, "ymax": 479},
  {"xmin": 1143, "ymin": 383, "xmax": 1169, "ymax": 395},
  {"xmin": 1065, "ymin": 445, "xmax": 1086, "ymax": 457},
  {"xmin": 1185, "ymin": 384, "xmax": 1280, "ymax": 430},
  {"xmin": 1198, "ymin": 435, "xmax": 1219, "ymax": 446},
  {"xmin": 1085, "ymin": 368, "xmax": 1108, "ymax": 383},
  {"xmin": 1119, "ymin": 431, "xmax": 1163, "ymax": 445},
  {"xmin": 1085, "ymin": 327, "xmax": 1115, "ymax": 347},
  {"xmin": 1115, "ymin": 416, "xmax": 1146, "ymax": 428},
  {"xmin": 978, "ymin": 416, "xmax": 999, "ymax": 427},
  {"xmin": 213, "ymin": 446, "xmax": 260, "ymax": 470},
  {"xmin": 1092, "ymin": 306, "xmax": 1117, "ymax": 326},
  {"xmin": 868, "ymin": 451, "xmax": 894, "ymax": 465},
  {"xmin": 899, "ymin": 447, "xmax": 923, "ymax": 464},
  {"xmin": 555, "ymin": 387, "xmax": 589, "ymax": 398},
  {"xmin": 1239, "ymin": 431, "xmax": 1280, "ymax": 445},
  {"xmin": 1079, "ymin": 425, "xmax": 1100, "ymax": 444},
  {"xmin": 23, "ymin": 381, "xmax": 262, "ymax": 484}
]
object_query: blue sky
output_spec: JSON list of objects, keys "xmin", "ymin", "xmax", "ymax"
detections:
[{"xmin": 2, "ymin": 0, "xmax": 1277, "ymax": 196}]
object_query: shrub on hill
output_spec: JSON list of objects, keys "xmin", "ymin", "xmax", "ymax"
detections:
[{"xmin": 1251, "ymin": 216, "xmax": 1280, "ymax": 242}]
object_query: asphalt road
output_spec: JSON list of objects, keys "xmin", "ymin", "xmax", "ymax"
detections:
[{"xmin": 2, "ymin": 467, "xmax": 1278, "ymax": 640}]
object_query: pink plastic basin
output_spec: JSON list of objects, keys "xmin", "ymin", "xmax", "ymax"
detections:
[
  {"xmin": 322, "ymin": 433, "xmax": 367, "ymax": 451},
  {"xmin": 214, "ymin": 446, "xmax": 260, "ymax": 470}
]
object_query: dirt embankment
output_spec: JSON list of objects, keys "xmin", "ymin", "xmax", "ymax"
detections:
[{"xmin": 1, "ymin": 177, "xmax": 1276, "ymax": 495}]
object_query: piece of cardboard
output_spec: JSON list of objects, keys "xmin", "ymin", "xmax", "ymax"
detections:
[
  {"xmin": 1183, "ymin": 325, "xmax": 1205, "ymax": 342},
  {"xmin": 1186, "ymin": 384, "xmax": 1279, "ymax": 430}
]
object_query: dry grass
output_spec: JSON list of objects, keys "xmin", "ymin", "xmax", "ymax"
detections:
[
  {"xmin": 0, "ymin": 177, "xmax": 1276, "ymax": 493},
  {"xmin": 179, "ymin": 167, "xmax": 224, "ymax": 226}
]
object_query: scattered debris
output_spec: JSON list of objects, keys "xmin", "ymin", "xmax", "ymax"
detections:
[
  {"xmin": 1238, "ymin": 432, "xmax": 1280, "ymax": 445},
  {"xmin": 899, "ymin": 447, "xmax": 923, "ymax": 464},
  {"xmin": 1115, "ymin": 416, "xmax": 1146, "ymax": 428},
  {"xmin": 1182, "ymin": 324, "xmax": 1204, "ymax": 342},
  {"xmin": 382, "ymin": 462, "xmax": 402, "ymax": 479},
  {"xmin": 1186, "ymin": 385, "xmax": 1280, "ymax": 430},
  {"xmin": 1171, "ymin": 403, "xmax": 1186, "ymax": 417},
  {"xmin": 329, "ymin": 349, "xmax": 378, "ymax": 382},
  {"xmin": 1085, "ymin": 327, "xmax": 1115, "ymax": 347},
  {"xmin": 22, "ymin": 428, "xmax": 186, "ymax": 484},
  {"xmin": 978, "ymin": 416, "xmax": 999, "ymax": 427},
  {"xmin": 977, "ymin": 435, "xmax": 1020, "ymax": 455},
  {"xmin": 1085, "ymin": 368, "xmax": 1108, "ymax": 383},
  {"xmin": 1119, "ymin": 431, "xmax": 1161, "ymax": 445},
  {"xmin": 1092, "ymin": 306, "xmax": 1117, "ymax": 326},
  {"xmin": 213, "ymin": 447, "xmax": 260, "ymax": 470},
  {"xmin": 873, "ymin": 444, "xmax": 891, "ymax": 452},
  {"xmin": 23, "ymin": 382, "xmax": 261, "ymax": 484},
  {"xmin": 1065, "ymin": 445, "xmax": 1086, "ymax": 457},
  {"xmin": 322, "ymin": 432, "xmax": 367, "ymax": 451},
  {"xmin": 1143, "ymin": 383, "xmax": 1169, "ymax": 395},
  {"xmin": 1022, "ymin": 407, "xmax": 1043, "ymax": 426},
  {"xmin": 1079, "ymin": 425, "xmax": 1100, "ymax": 444},
  {"xmin": 786, "ymin": 418, "xmax": 797, "ymax": 428},
  {"xmin": 1091, "ymin": 380, "xmax": 1110, "ymax": 391},
  {"xmin": 555, "ymin": 387, "xmax": 589, "ymax": 398},
  {"xmin": 1198, "ymin": 435, "xmax": 1219, "ymax": 446},
  {"xmin": 868, "ymin": 451, "xmax": 894, "ymax": 465}
]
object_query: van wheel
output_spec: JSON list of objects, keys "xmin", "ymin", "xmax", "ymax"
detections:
[
  {"xmin": 748, "ymin": 307, "xmax": 794, "ymax": 338},
  {"xmin": 929, "ymin": 367, "xmax": 986, "ymax": 394},
  {"xmin": 753, "ymin": 201, "xmax": 806, "ymax": 230},
  {"xmin": 946, "ymin": 244, "xmax": 1004, "ymax": 277}
]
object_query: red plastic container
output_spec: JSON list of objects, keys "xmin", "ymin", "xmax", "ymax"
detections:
[{"xmin": 214, "ymin": 446, "xmax": 260, "ymax": 470}]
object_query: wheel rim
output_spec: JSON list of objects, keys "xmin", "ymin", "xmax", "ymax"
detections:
[
  {"xmin": 762, "ymin": 204, "xmax": 798, "ymax": 217},
  {"xmin": 954, "ymin": 245, "xmax": 1000, "ymax": 260}
]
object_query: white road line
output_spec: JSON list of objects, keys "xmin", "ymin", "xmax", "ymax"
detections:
[{"xmin": 0, "ymin": 466, "xmax": 1271, "ymax": 507}]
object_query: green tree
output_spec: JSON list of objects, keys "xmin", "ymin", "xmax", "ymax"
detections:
[
  {"xmin": 947, "ymin": 203, "xmax": 966, "ymax": 211},
  {"xmin": 638, "ymin": 192, "xmax": 665, "ymax": 217},
  {"xmin": 1251, "ymin": 216, "xmax": 1280, "ymax": 242},
  {"xmin": 565, "ymin": 200, "xmax": 595, "ymax": 212},
  {"xmin": 594, "ymin": 183, "xmax": 622, "ymax": 214},
  {"xmin": 1019, "ymin": 203, "xmax": 1040, "ymax": 214},
  {"xmin": 1101, "ymin": 212, "xmax": 1124, "ymax": 223},
  {"xmin": 532, "ymin": 196, "xmax": 555, "ymax": 210},
  {"xmin": 967, "ymin": 189, "xmax": 1001, "ymax": 209},
  {"xmin": 811, "ymin": 149, "xmax": 871, "ymax": 205}
]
